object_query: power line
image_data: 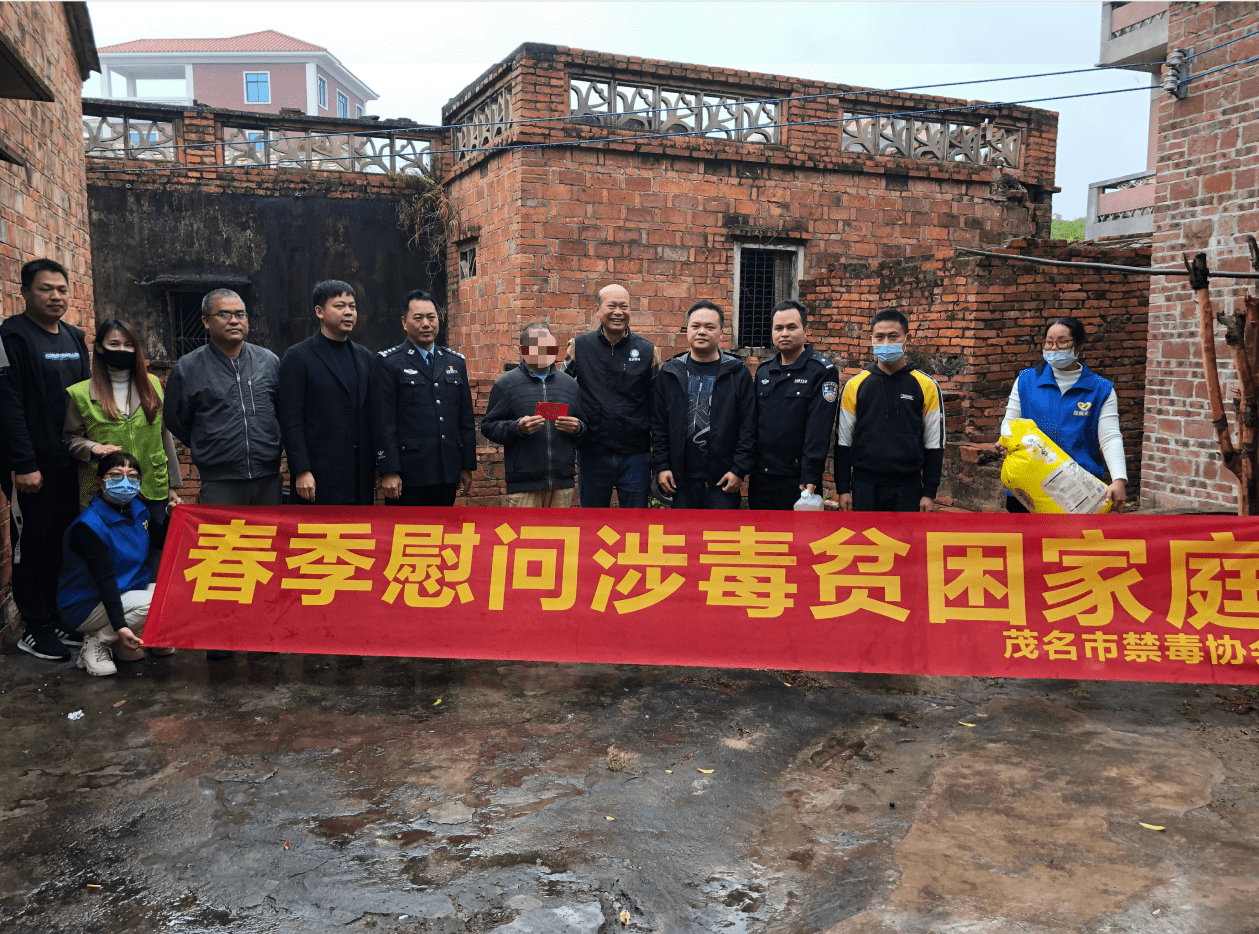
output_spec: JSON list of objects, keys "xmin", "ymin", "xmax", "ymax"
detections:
[
  {"xmin": 1183, "ymin": 52, "xmax": 1259, "ymax": 86},
  {"xmin": 82, "ymin": 62, "xmax": 1159, "ymax": 158},
  {"xmin": 1185, "ymin": 28, "xmax": 1259, "ymax": 59},
  {"xmin": 85, "ymin": 84, "xmax": 1153, "ymax": 176},
  {"xmin": 957, "ymin": 248, "xmax": 1259, "ymax": 280}
]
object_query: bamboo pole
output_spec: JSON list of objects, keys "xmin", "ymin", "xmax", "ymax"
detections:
[{"xmin": 1186, "ymin": 253, "xmax": 1241, "ymax": 500}]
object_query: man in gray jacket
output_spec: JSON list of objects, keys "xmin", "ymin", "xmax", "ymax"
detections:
[{"xmin": 164, "ymin": 289, "xmax": 283, "ymax": 507}]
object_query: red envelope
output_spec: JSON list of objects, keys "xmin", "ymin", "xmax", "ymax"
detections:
[{"xmin": 535, "ymin": 402, "xmax": 568, "ymax": 421}]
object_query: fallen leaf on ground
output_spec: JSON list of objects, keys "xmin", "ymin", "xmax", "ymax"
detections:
[
  {"xmin": 1139, "ymin": 822, "xmax": 1165, "ymax": 831},
  {"xmin": 605, "ymin": 816, "xmax": 615, "ymax": 821},
  {"xmin": 958, "ymin": 721, "xmax": 975, "ymax": 727},
  {"xmin": 698, "ymin": 768, "xmax": 714, "ymax": 774},
  {"xmin": 86, "ymin": 884, "xmax": 101, "ymax": 889},
  {"xmin": 283, "ymin": 840, "xmax": 290, "ymax": 849},
  {"xmin": 619, "ymin": 908, "xmax": 631, "ymax": 924},
  {"xmin": 665, "ymin": 769, "xmax": 673, "ymax": 773},
  {"xmin": 112, "ymin": 700, "xmax": 126, "ymax": 708},
  {"xmin": 975, "ymin": 713, "xmax": 987, "ymax": 717},
  {"xmin": 433, "ymin": 698, "xmax": 442, "ymax": 706}
]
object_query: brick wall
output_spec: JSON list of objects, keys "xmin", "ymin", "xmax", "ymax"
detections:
[
  {"xmin": 0, "ymin": 2, "xmax": 96, "ymax": 639},
  {"xmin": 439, "ymin": 44, "xmax": 1060, "ymax": 389},
  {"xmin": 1142, "ymin": 1, "xmax": 1259, "ymax": 512},
  {"xmin": 799, "ymin": 241, "xmax": 1150, "ymax": 511}
]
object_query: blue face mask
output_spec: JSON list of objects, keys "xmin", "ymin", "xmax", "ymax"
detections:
[
  {"xmin": 1043, "ymin": 349, "xmax": 1077, "ymax": 370},
  {"xmin": 102, "ymin": 476, "xmax": 141, "ymax": 506},
  {"xmin": 873, "ymin": 343, "xmax": 904, "ymax": 363}
]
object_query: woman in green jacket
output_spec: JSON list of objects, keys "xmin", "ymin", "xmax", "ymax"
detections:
[{"xmin": 63, "ymin": 319, "xmax": 182, "ymax": 526}]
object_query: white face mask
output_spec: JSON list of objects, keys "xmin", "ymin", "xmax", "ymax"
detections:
[{"xmin": 1043, "ymin": 349, "xmax": 1077, "ymax": 370}]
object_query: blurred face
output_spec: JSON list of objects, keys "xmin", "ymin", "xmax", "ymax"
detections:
[
  {"xmin": 686, "ymin": 309, "xmax": 722, "ymax": 355},
  {"xmin": 403, "ymin": 300, "xmax": 440, "ymax": 348},
  {"xmin": 871, "ymin": 320, "xmax": 907, "ymax": 347},
  {"xmin": 101, "ymin": 328, "xmax": 136, "ymax": 352},
  {"xmin": 22, "ymin": 270, "xmax": 69, "ymax": 323},
  {"xmin": 521, "ymin": 329, "xmax": 559, "ymax": 370},
  {"xmin": 99, "ymin": 462, "xmax": 140, "ymax": 488},
  {"xmin": 772, "ymin": 309, "xmax": 806, "ymax": 355},
  {"xmin": 597, "ymin": 285, "xmax": 631, "ymax": 334},
  {"xmin": 1043, "ymin": 323, "xmax": 1076, "ymax": 351},
  {"xmin": 203, "ymin": 295, "xmax": 249, "ymax": 346},
  {"xmin": 316, "ymin": 292, "xmax": 357, "ymax": 338}
]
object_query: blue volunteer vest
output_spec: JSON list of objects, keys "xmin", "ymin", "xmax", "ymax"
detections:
[
  {"xmin": 57, "ymin": 495, "xmax": 151, "ymax": 631},
  {"xmin": 1015, "ymin": 362, "xmax": 1113, "ymax": 479}
]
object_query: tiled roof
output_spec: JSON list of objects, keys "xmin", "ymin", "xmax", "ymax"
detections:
[{"xmin": 99, "ymin": 30, "xmax": 326, "ymax": 54}]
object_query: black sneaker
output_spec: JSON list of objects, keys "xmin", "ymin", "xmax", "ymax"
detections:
[
  {"xmin": 17, "ymin": 630, "xmax": 72, "ymax": 661},
  {"xmin": 54, "ymin": 628, "xmax": 83, "ymax": 647}
]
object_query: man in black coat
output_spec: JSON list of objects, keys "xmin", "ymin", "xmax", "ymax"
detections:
[
  {"xmin": 370, "ymin": 290, "xmax": 476, "ymax": 507},
  {"xmin": 0, "ymin": 258, "xmax": 91, "ymax": 659},
  {"xmin": 651, "ymin": 300, "xmax": 756, "ymax": 510},
  {"xmin": 278, "ymin": 279, "xmax": 375, "ymax": 506}
]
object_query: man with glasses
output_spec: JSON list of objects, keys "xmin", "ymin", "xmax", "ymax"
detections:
[
  {"xmin": 164, "ymin": 289, "xmax": 283, "ymax": 508},
  {"xmin": 481, "ymin": 322, "xmax": 585, "ymax": 507}
]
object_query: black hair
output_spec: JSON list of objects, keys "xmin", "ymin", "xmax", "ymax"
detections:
[
  {"xmin": 871, "ymin": 309, "xmax": 909, "ymax": 333},
  {"xmin": 313, "ymin": 280, "xmax": 355, "ymax": 307},
  {"xmin": 520, "ymin": 321, "xmax": 553, "ymax": 344},
  {"xmin": 1035, "ymin": 316, "xmax": 1087, "ymax": 373},
  {"xmin": 772, "ymin": 300, "xmax": 808, "ymax": 328},
  {"xmin": 97, "ymin": 451, "xmax": 142, "ymax": 478},
  {"xmin": 402, "ymin": 289, "xmax": 437, "ymax": 314},
  {"xmin": 21, "ymin": 258, "xmax": 68, "ymax": 290},
  {"xmin": 686, "ymin": 299, "xmax": 725, "ymax": 329}
]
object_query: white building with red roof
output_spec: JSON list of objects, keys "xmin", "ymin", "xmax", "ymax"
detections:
[{"xmin": 96, "ymin": 29, "xmax": 376, "ymax": 118}]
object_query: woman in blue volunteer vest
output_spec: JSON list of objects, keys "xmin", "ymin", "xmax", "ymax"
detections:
[
  {"xmin": 999, "ymin": 316, "xmax": 1128, "ymax": 513},
  {"xmin": 57, "ymin": 451, "xmax": 171, "ymax": 677}
]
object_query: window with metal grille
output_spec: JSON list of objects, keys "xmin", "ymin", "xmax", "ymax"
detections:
[
  {"xmin": 737, "ymin": 248, "xmax": 796, "ymax": 348},
  {"xmin": 167, "ymin": 291, "xmax": 211, "ymax": 359},
  {"xmin": 459, "ymin": 244, "xmax": 477, "ymax": 280}
]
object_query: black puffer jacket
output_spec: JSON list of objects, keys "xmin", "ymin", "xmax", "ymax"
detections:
[
  {"xmin": 164, "ymin": 341, "xmax": 283, "ymax": 482},
  {"xmin": 480, "ymin": 362, "xmax": 586, "ymax": 493}
]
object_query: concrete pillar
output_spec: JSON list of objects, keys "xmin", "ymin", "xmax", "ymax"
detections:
[
  {"xmin": 100, "ymin": 63, "xmax": 113, "ymax": 98},
  {"xmin": 185, "ymin": 64, "xmax": 196, "ymax": 103},
  {"xmin": 125, "ymin": 74, "xmax": 136, "ymax": 98}
]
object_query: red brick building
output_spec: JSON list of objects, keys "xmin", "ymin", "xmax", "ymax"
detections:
[
  {"xmin": 437, "ymin": 44, "xmax": 1060, "ymax": 385},
  {"xmin": 0, "ymin": 1, "xmax": 99, "ymax": 638},
  {"xmin": 1141, "ymin": 1, "xmax": 1259, "ymax": 511},
  {"xmin": 97, "ymin": 30, "xmax": 375, "ymax": 119}
]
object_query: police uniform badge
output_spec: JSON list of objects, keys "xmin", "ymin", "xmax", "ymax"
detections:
[
  {"xmin": 823, "ymin": 381, "xmax": 839, "ymax": 403},
  {"xmin": 629, "ymin": 348, "xmax": 640, "ymax": 360}
]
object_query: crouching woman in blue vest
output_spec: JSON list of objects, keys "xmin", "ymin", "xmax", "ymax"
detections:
[
  {"xmin": 999, "ymin": 316, "xmax": 1128, "ymax": 513},
  {"xmin": 57, "ymin": 451, "xmax": 171, "ymax": 676}
]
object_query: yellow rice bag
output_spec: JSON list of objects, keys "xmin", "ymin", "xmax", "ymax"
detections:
[{"xmin": 999, "ymin": 418, "xmax": 1111, "ymax": 515}]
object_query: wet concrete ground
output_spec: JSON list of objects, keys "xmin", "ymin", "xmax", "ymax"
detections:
[{"xmin": 3, "ymin": 651, "xmax": 1259, "ymax": 934}]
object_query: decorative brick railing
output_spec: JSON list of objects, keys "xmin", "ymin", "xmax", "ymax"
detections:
[
  {"xmin": 449, "ymin": 85, "xmax": 513, "ymax": 160},
  {"xmin": 568, "ymin": 75, "xmax": 781, "ymax": 143},
  {"xmin": 839, "ymin": 112, "xmax": 1023, "ymax": 167},
  {"xmin": 82, "ymin": 99, "xmax": 441, "ymax": 177}
]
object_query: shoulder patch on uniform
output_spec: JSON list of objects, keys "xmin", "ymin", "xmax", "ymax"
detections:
[
  {"xmin": 378, "ymin": 344, "xmax": 403, "ymax": 358},
  {"xmin": 443, "ymin": 347, "xmax": 465, "ymax": 359},
  {"xmin": 813, "ymin": 351, "xmax": 835, "ymax": 369},
  {"xmin": 823, "ymin": 381, "xmax": 839, "ymax": 403}
]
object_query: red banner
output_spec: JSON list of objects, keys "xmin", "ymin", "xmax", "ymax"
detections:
[{"xmin": 143, "ymin": 506, "xmax": 1259, "ymax": 684}]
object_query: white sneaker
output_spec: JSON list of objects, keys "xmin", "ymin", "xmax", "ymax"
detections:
[{"xmin": 78, "ymin": 632, "xmax": 117, "ymax": 677}]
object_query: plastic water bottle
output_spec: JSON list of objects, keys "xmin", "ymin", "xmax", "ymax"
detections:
[{"xmin": 793, "ymin": 489, "xmax": 824, "ymax": 511}]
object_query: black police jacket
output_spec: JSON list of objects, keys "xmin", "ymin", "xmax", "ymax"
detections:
[
  {"xmin": 752, "ymin": 345, "xmax": 840, "ymax": 488},
  {"xmin": 563, "ymin": 328, "xmax": 658, "ymax": 456},
  {"xmin": 370, "ymin": 340, "xmax": 476, "ymax": 487}
]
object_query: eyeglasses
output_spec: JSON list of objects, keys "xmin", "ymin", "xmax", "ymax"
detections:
[
  {"xmin": 1043, "ymin": 340, "xmax": 1075, "ymax": 350},
  {"xmin": 209, "ymin": 310, "xmax": 248, "ymax": 321}
]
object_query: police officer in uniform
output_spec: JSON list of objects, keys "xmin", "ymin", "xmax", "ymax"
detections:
[
  {"xmin": 370, "ymin": 290, "xmax": 476, "ymax": 506},
  {"xmin": 750, "ymin": 300, "xmax": 840, "ymax": 510}
]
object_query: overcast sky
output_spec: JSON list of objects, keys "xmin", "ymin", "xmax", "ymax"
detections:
[{"xmin": 83, "ymin": 1, "xmax": 1154, "ymax": 218}]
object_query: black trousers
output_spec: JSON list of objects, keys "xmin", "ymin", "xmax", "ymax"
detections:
[
  {"xmin": 748, "ymin": 474, "xmax": 803, "ymax": 510},
  {"xmin": 388, "ymin": 484, "xmax": 458, "ymax": 508},
  {"xmin": 851, "ymin": 478, "xmax": 922, "ymax": 512},
  {"xmin": 3, "ymin": 464, "xmax": 80, "ymax": 632}
]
